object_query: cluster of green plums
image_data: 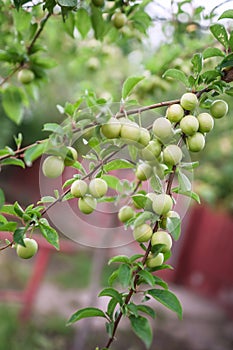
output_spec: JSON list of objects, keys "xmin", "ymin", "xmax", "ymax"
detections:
[
  {"xmin": 71, "ymin": 177, "xmax": 108, "ymax": 214},
  {"xmin": 42, "ymin": 146, "xmax": 78, "ymax": 179},
  {"xmin": 165, "ymin": 93, "xmax": 228, "ymax": 152},
  {"xmin": 15, "ymin": 237, "xmax": 38, "ymax": 259},
  {"xmin": 118, "ymin": 195, "xmax": 179, "ymax": 267}
]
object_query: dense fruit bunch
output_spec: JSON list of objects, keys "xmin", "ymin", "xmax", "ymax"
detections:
[{"xmin": 41, "ymin": 93, "xmax": 228, "ymax": 268}]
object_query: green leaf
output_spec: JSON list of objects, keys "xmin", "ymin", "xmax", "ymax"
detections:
[
  {"xmin": 203, "ymin": 48, "xmax": 225, "ymax": 59},
  {"xmin": 150, "ymin": 174, "xmax": 163, "ymax": 193},
  {"xmin": 153, "ymin": 276, "xmax": 168, "ymax": 289},
  {"xmin": 108, "ymin": 255, "xmax": 130, "ymax": 265},
  {"xmin": 180, "ymin": 161, "xmax": 199, "ymax": 171},
  {"xmin": 91, "ymin": 5, "xmax": 106, "ymax": 40},
  {"xmin": 57, "ymin": 0, "xmax": 77, "ymax": 6},
  {"xmin": 14, "ymin": 202, "xmax": 24, "ymax": 218},
  {"xmin": 122, "ymin": 76, "xmax": 144, "ymax": 100},
  {"xmin": 107, "ymin": 298, "xmax": 118, "ymax": 319},
  {"xmin": 1, "ymin": 204, "xmax": 17, "ymax": 216},
  {"xmin": 172, "ymin": 187, "xmax": 201, "ymax": 204},
  {"xmin": 128, "ymin": 144, "xmax": 138, "ymax": 162},
  {"xmin": 162, "ymin": 69, "xmax": 189, "ymax": 87},
  {"xmin": 151, "ymin": 243, "xmax": 166, "ymax": 256},
  {"xmin": 67, "ymin": 307, "xmax": 106, "ymax": 326},
  {"xmin": 39, "ymin": 219, "xmax": 59, "ymax": 250},
  {"xmin": 210, "ymin": 24, "xmax": 229, "ymax": 50},
  {"xmin": 98, "ymin": 288, "xmax": 122, "ymax": 305},
  {"xmin": 177, "ymin": 170, "xmax": 191, "ymax": 191},
  {"xmin": 219, "ymin": 10, "xmax": 233, "ymax": 20},
  {"xmin": 166, "ymin": 216, "xmax": 181, "ymax": 241},
  {"xmin": 147, "ymin": 289, "xmax": 182, "ymax": 319},
  {"xmin": 63, "ymin": 11, "xmax": 75, "ymax": 37},
  {"xmin": 129, "ymin": 254, "xmax": 144, "ymax": 263},
  {"xmin": 138, "ymin": 270, "xmax": 155, "ymax": 287},
  {"xmin": 104, "ymin": 159, "xmax": 135, "ymax": 172},
  {"xmin": 43, "ymin": 123, "xmax": 64, "ymax": 135},
  {"xmin": 101, "ymin": 175, "xmax": 120, "ymax": 190},
  {"xmin": 137, "ymin": 305, "xmax": 156, "ymax": 319},
  {"xmin": 229, "ymin": 31, "xmax": 233, "ymax": 52},
  {"xmin": 13, "ymin": 7, "xmax": 31, "ymax": 32},
  {"xmin": 0, "ymin": 188, "xmax": 5, "ymax": 210},
  {"xmin": 0, "ymin": 222, "xmax": 17, "ymax": 232},
  {"xmin": 0, "ymin": 158, "xmax": 25, "ymax": 168},
  {"xmin": 200, "ymin": 70, "xmax": 221, "ymax": 84},
  {"xmin": 24, "ymin": 143, "xmax": 46, "ymax": 166},
  {"xmin": 118, "ymin": 264, "xmax": 131, "ymax": 288},
  {"xmin": 108, "ymin": 270, "xmax": 119, "ymax": 286},
  {"xmin": 191, "ymin": 53, "xmax": 202, "ymax": 74},
  {"xmin": 76, "ymin": 8, "xmax": 91, "ymax": 38},
  {"xmin": 132, "ymin": 194, "xmax": 147, "ymax": 209},
  {"xmin": 134, "ymin": 211, "xmax": 155, "ymax": 228},
  {"xmin": 38, "ymin": 196, "xmax": 56, "ymax": 203},
  {"xmin": 2, "ymin": 86, "xmax": 24, "ymax": 124},
  {"xmin": 129, "ymin": 315, "xmax": 153, "ymax": 349},
  {"xmin": 127, "ymin": 303, "xmax": 139, "ymax": 317},
  {"xmin": 13, "ymin": 227, "xmax": 26, "ymax": 246}
]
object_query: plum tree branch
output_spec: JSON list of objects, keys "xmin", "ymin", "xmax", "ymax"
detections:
[{"xmin": 0, "ymin": 12, "xmax": 51, "ymax": 87}]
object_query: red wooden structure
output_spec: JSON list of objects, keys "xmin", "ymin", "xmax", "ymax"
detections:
[{"xmin": 175, "ymin": 204, "xmax": 233, "ymax": 317}]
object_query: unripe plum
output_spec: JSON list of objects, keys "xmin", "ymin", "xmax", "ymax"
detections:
[
  {"xmin": 153, "ymin": 117, "xmax": 173, "ymax": 143},
  {"xmin": 166, "ymin": 104, "xmax": 184, "ymax": 123},
  {"xmin": 133, "ymin": 223, "xmax": 153, "ymax": 242},
  {"xmin": 180, "ymin": 115, "xmax": 199, "ymax": 136},
  {"xmin": 163, "ymin": 144, "xmax": 182, "ymax": 166},
  {"xmin": 152, "ymin": 193, "xmax": 173, "ymax": 215},
  {"xmin": 187, "ymin": 132, "xmax": 205, "ymax": 152},
  {"xmin": 180, "ymin": 92, "xmax": 198, "ymax": 111},
  {"xmin": 197, "ymin": 113, "xmax": 214, "ymax": 133}
]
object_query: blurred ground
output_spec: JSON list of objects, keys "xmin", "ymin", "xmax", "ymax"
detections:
[{"xmin": 34, "ymin": 282, "xmax": 233, "ymax": 350}]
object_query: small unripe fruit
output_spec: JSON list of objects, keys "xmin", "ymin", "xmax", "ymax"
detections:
[
  {"xmin": 146, "ymin": 252, "xmax": 164, "ymax": 268},
  {"xmin": 133, "ymin": 224, "xmax": 153, "ymax": 242},
  {"xmin": 92, "ymin": 0, "xmax": 104, "ymax": 7},
  {"xmin": 180, "ymin": 115, "xmax": 199, "ymax": 136},
  {"xmin": 16, "ymin": 238, "xmax": 38, "ymax": 259},
  {"xmin": 17, "ymin": 69, "xmax": 35, "ymax": 84},
  {"xmin": 120, "ymin": 120, "xmax": 140, "ymax": 143},
  {"xmin": 152, "ymin": 193, "xmax": 173, "ymax": 215},
  {"xmin": 187, "ymin": 132, "xmax": 205, "ymax": 152},
  {"xmin": 141, "ymin": 139, "xmax": 162, "ymax": 161},
  {"xmin": 210, "ymin": 100, "xmax": 228, "ymax": 119},
  {"xmin": 197, "ymin": 113, "xmax": 214, "ymax": 133},
  {"xmin": 87, "ymin": 57, "xmax": 100, "ymax": 70},
  {"xmin": 101, "ymin": 118, "xmax": 121, "ymax": 139},
  {"xmin": 151, "ymin": 231, "xmax": 172, "ymax": 253},
  {"xmin": 153, "ymin": 117, "xmax": 173, "ymax": 143},
  {"xmin": 118, "ymin": 206, "xmax": 135, "ymax": 223},
  {"xmin": 71, "ymin": 180, "xmax": 88, "ymax": 198},
  {"xmin": 138, "ymin": 128, "xmax": 151, "ymax": 147},
  {"xmin": 163, "ymin": 144, "xmax": 182, "ymax": 166},
  {"xmin": 135, "ymin": 162, "xmax": 152, "ymax": 181},
  {"xmin": 64, "ymin": 146, "xmax": 78, "ymax": 166},
  {"xmin": 42, "ymin": 156, "xmax": 64, "ymax": 178},
  {"xmin": 112, "ymin": 12, "xmax": 127, "ymax": 29},
  {"xmin": 180, "ymin": 93, "xmax": 198, "ymax": 111},
  {"xmin": 166, "ymin": 104, "xmax": 184, "ymax": 123},
  {"xmin": 78, "ymin": 195, "xmax": 97, "ymax": 214},
  {"xmin": 89, "ymin": 178, "xmax": 108, "ymax": 198}
]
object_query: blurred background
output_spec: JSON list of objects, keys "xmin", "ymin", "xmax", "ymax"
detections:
[{"xmin": 0, "ymin": 0, "xmax": 233, "ymax": 349}]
